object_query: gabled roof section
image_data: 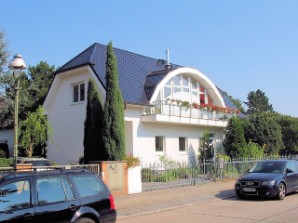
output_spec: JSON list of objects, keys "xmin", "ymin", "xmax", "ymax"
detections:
[
  {"xmin": 56, "ymin": 43, "xmax": 238, "ymax": 108},
  {"xmin": 56, "ymin": 43, "xmax": 180, "ymax": 105}
]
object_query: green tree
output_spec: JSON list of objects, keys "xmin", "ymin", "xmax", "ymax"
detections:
[
  {"xmin": 244, "ymin": 113, "xmax": 284, "ymax": 155},
  {"xmin": 274, "ymin": 114, "xmax": 298, "ymax": 155},
  {"xmin": 102, "ymin": 42, "xmax": 126, "ymax": 160},
  {"xmin": 223, "ymin": 117, "xmax": 247, "ymax": 158},
  {"xmin": 83, "ymin": 79, "xmax": 105, "ymax": 163},
  {"xmin": 230, "ymin": 98, "xmax": 245, "ymax": 114},
  {"xmin": 0, "ymin": 31, "xmax": 8, "ymax": 75},
  {"xmin": 27, "ymin": 61, "xmax": 56, "ymax": 111},
  {"xmin": 0, "ymin": 61, "xmax": 55, "ymax": 128},
  {"xmin": 244, "ymin": 89, "xmax": 273, "ymax": 115},
  {"xmin": 0, "ymin": 31, "xmax": 10, "ymax": 127},
  {"xmin": 19, "ymin": 106, "xmax": 53, "ymax": 157},
  {"xmin": 198, "ymin": 131, "xmax": 214, "ymax": 162},
  {"xmin": 0, "ymin": 71, "xmax": 30, "ymax": 127}
]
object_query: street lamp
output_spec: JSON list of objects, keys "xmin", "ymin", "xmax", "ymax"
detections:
[{"xmin": 8, "ymin": 54, "xmax": 26, "ymax": 170}]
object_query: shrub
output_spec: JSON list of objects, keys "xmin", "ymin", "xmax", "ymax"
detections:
[
  {"xmin": 0, "ymin": 158, "xmax": 12, "ymax": 167},
  {"xmin": 124, "ymin": 154, "xmax": 140, "ymax": 168}
]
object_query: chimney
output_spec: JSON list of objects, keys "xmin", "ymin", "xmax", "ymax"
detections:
[{"xmin": 165, "ymin": 49, "xmax": 171, "ymax": 69}]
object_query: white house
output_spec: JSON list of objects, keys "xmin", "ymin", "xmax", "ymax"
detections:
[{"xmin": 43, "ymin": 43, "xmax": 239, "ymax": 165}]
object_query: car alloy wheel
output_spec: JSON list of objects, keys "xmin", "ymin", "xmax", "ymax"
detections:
[{"xmin": 277, "ymin": 183, "xmax": 286, "ymax": 200}]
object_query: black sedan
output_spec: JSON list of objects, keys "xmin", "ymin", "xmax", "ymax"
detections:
[{"xmin": 235, "ymin": 159, "xmax": 298, "ymax": 200}]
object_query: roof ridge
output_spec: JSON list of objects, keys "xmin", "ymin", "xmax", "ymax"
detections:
[
  {"xmin": 94, "ymin": 42, "xmax": 166, "ymax": 64},
  {"xmin": 57, "ymin": 43, "xmax": 98, "ymax": 72}
]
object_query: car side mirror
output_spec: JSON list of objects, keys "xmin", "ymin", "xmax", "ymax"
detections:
[{"xmin": 286, "ymin": 168, "xmax": 294, "ymax": 174}]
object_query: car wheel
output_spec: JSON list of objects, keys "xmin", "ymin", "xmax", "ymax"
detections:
[
  {"xmin": 277, "ymin": 183, "xmax": 286, "ymax": 200},
  {"xmin": 236, "ymin": 191, "xmax": 244, "ymax": 199},
  {"xmin": 75, "ymin": 217, "xmax": 96, "ymax": 223}
]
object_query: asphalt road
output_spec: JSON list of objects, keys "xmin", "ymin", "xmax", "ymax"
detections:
[{"xmin": 117, "ymin": 193, "xmax": 298, "ymax": 223}]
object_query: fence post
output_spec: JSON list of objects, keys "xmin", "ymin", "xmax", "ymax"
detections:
[{"xmin": 203, "ymin": 159, "xmax": 206, "ymax": 179}]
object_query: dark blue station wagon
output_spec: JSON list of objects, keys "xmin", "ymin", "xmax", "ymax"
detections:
[{"xmin": 0, "ymin": 169, "xmax": 116, "ymax": 223}]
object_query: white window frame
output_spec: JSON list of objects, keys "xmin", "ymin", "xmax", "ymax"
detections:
[{"xmin": 72, "ymin": 82, "xmax": 85, "ymax": 104}]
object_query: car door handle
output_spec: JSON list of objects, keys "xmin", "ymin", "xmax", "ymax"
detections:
[{"xmin": 69, "ymin": 204, "xmax": 78, "ymax": 211}]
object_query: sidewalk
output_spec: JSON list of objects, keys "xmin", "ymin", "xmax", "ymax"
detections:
[{"xmin": 115, "ymin": 180, "xmax": 236, "ymax": 220}]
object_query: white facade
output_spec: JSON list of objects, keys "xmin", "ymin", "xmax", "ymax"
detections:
[{"xmin": 44, "ymin": 66, "xmax": 230, "ymax": 165}]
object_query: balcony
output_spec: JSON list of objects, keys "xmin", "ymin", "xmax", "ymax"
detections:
[{"xmin": 141, "ymin": 101, "xmax": 238, "ymax": 127}]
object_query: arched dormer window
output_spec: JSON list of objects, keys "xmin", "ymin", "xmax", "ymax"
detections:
[
  {"xmin": 150, "ymin": 67, "xmax": 226, "ymax": 108},
  {"xmin": 159, "ymin": 75, "xmax": 210, "ymax": 106}
]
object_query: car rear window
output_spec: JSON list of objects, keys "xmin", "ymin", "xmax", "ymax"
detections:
[{"xmin": 70, "ymin": 174, "xmax": 106, "ymax": 198}]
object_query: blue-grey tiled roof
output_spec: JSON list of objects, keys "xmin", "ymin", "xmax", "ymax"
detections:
[
  {"xmin": 57, "ymin": 43, "xmax": 180, "ymax": 105},
  {"xmin": 56, "ymin": 43, "xmax": 237, "ymax": 109}
]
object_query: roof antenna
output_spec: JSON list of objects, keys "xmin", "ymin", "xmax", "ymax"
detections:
[{"xmin": 165, "ymin": 49, "xmax": 171, "ymax": 69}]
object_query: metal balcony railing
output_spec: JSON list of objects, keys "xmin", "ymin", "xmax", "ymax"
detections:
[{"xmin": 143, "ymin": 101, "xmax": 237, "ymax": 121}]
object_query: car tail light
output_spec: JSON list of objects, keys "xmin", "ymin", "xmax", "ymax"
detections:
[{"xmin": 109, "ymin": 195, "xmax": 115, "ymax": 210}]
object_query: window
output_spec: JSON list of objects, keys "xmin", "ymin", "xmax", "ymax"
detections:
[
  {"xmin": 37, "ymin": 177, "xmax": 73, "ymax": 205},
  {"xmin": 158, "ymin": 75, "xmax": 211, "ymax": 105},
  {"xmin": 164, "ymin": 86, "xmax": 171, "ymax": 98},
  {"xmin": 173, "ymin": 76, "xmax": 180, "ymax": 86},
  {"xmin": 73, "ymin": 82, "xmax": 85, "ymax": 103},
  {"xmin": 155, "ymin": 136, "xmax": 164, "ymax": 152},
  {"xmin": 209, "ymin": 133, "xmax": 215, "ymax": 145},
  {"xmin": 71, "ymin": 175, "xmax": 106, "ymax": 198},
  {"xmin": 0, "ymin": 180, "xmax": 31, "ymax": 213},
  {"xmin": 182, "ymin": 76, "xmax": 189, "ymax": 92},
  {"xmin": 285, "ymin": 161, "xmax": 296, "ymax": 173},
  {"xmin": 179, "ymin": 137, "xmax": 187, "ymax": 152}
]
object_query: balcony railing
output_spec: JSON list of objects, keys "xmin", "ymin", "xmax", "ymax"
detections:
[{"xmin": 143, "ymin": 101, "xmax": 237, "ymax": 122}]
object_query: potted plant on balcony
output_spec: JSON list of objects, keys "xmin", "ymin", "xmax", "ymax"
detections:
[{"xmin": 181, "ymin": 101, "xmax": 190, "ymax": 108}]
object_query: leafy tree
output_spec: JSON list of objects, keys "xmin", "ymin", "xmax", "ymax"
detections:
[
  {"xmin": 198, "ymin": 131, "xmax": 214, "ymax": 161},
  {"xmin": 230, "ymin": 98, "xmax": 245, "ymax": 114},
  {"xmin": 27, "ymin": 61, "xmax": 56, "ymax": 111},
  {"xmin": 244, "ymin": 89, "xmax": 273, "ymax": 115},
  {"xmin": 0, "ymin": 31, "xmax": 8, "ymax": 75},
  {"xmin": 19, "ymin": 106, "xmax": 53, "ymax": 157},
  {"xmin": 223, "ymin": 117, "xmax": 247, "ymax": 158},
  {"xmin": 0, "ymin": 61, "xmax": 55, "ymax": 128},
  {"xmin": 274, "ymin": 114, "xmax": 298, "ymax": 155},
  {"xmin": 244, "ymin": 113, "xmax": 284, "ymax": 155},
  {"xmin": 246, "ymin": 141, "xmax": 264, "ymax": 158},
  {"xmin": 0, "ymin": 71, "xmax": 30, "ymax": 127},
  {"xmin": 102, "ymin": 42, "xmax": 126, "ymax": 160},
  {"xmin": 83, "ymin": 79, "xmax": 105, "ymax": 163},
  {"xmin": 0, "ymin": 31, "xmax": 10, "ymax": 127}
]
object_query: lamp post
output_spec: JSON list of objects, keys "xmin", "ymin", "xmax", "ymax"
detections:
[{"xmin": 9, "ymin": 54, "xmax": 26, "ymax": 170}]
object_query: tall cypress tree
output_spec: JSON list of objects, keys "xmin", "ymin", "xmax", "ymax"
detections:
[
  {"xmin": 83, "ymin": 79, "xmax": 104, "ymax": 163},
  {"xmin": 102, "ymin": 42, "xmax": 126, "ymax": 160}
]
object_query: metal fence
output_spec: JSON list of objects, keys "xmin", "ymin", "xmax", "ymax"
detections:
[{"xmin": 141, "ymin": 157, "xmax": 293, "ymax": 191}]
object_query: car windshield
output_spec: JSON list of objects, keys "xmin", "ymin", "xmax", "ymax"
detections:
[
  {"xmin": 24, "ymin": 160, "xmax": 51, "ymax": 166},
  {"xmin": 249, "ymin": 161, "xmax": 285, "ymax": 174}
]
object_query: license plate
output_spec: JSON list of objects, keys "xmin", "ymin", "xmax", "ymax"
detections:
[{"xmin": 243, "ymin": 187, "xmax": 256, "ymax": 192}]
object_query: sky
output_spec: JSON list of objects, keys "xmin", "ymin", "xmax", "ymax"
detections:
[{"xmin": 1, "ymin": 0, "xmax": 297, "ymax": 117}]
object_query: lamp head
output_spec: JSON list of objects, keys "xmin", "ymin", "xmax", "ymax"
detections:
[{"xmin": 9, "ymin": 54, "xmax": 26, "ymax": 78}]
